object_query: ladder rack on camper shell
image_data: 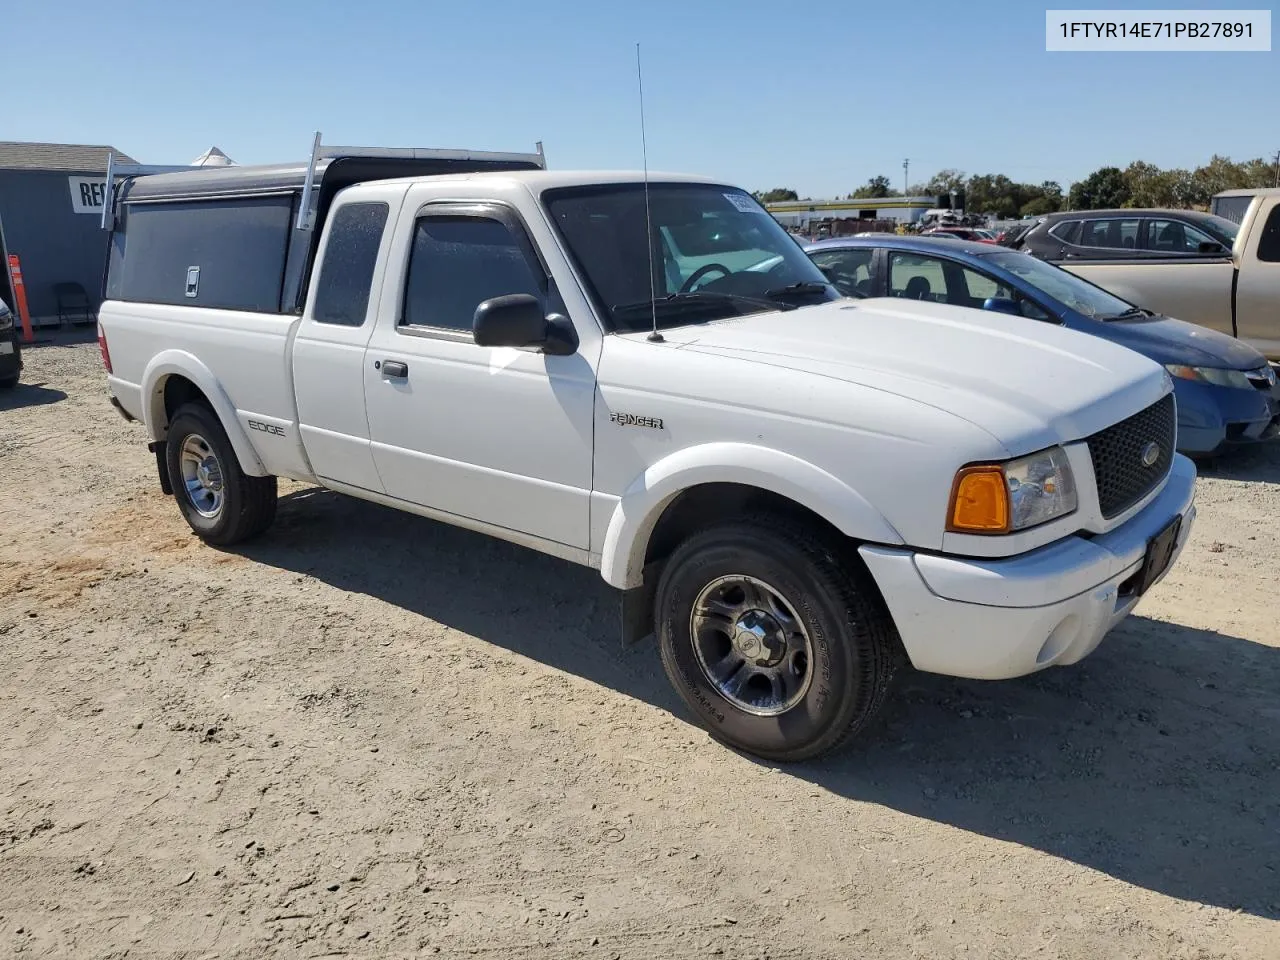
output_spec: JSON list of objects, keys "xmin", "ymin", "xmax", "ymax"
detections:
[{"xmin": 99, "ymin": 131, "xmax": 547, "ymax": 231}]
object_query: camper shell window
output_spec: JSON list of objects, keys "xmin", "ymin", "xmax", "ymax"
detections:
[{"xmin": 106, "ymin": 195, "xmax": 295, "ymax": 312}]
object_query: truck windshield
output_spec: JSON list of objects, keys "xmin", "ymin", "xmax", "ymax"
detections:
[
  {"xmin": 980, "ymin": 250, "xmax": 1138, "ymax": 320},
  {"xmin": 542, "ymin": 183, "xmax": 840, "ymax": 332}
]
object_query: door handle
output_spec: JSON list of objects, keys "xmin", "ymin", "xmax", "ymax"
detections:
[{"xmin": 379, "ymin": 360, "xmax": 409, "ymax": 379}]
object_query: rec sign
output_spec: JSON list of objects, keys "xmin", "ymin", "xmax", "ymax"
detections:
[{"xmin": 68, "ymin": 176, "xmax": 109, "ymax": 214}]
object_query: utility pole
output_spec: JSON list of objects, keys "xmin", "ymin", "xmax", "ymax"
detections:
[
  {"xmin": 1273, "ymin": 150, "xmax": 1280, "ymax": 188},
  {"xmin": 903, "ymin": 158, "xmax": 910, "ymax": 195}
]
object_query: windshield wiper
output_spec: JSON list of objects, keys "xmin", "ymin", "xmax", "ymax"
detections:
[
  {"xmin": 764, "ymin": 281, "xmax": 832, "ymax": 301},
  {"xmin": 1104, "ymin": 306, "xmax": 1153, "ymax": 321},
  {"xmin": 611, "ymin": 291, "xmax": 795, "ymax": 322}
]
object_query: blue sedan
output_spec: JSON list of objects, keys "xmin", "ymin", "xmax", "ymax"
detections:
[{"xmin": 805, "ymin": 235, "xmax": 1279, "ymax": 456}]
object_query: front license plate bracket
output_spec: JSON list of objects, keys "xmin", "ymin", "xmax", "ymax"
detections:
[{"xmin": 1133, "ymin": 515, "xmax": 1182, "ymax": 597}]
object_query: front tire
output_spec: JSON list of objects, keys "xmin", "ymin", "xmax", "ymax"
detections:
[
  {"xmin": 165, "ymin": 403, "xmax": 277, "ymax": 545},
  {"xmin": 655, "ymin": 515, "xmax": 902, "ymax": 762}
]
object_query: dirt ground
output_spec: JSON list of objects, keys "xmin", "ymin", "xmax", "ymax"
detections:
[{"xmin": 2, "ymin": 336, "xmax": 1278, "ymax": 960}]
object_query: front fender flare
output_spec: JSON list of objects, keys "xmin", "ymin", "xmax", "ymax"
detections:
[
  {"xmin": 140, "ymin": 350, "xmax": 268, "ymax": 477},
  {"xmin": 599, "ymin": 442, "xmax": 903, "ymax": 589}
]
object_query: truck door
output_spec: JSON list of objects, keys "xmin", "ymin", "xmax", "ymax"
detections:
[
  {"xmin": 292, "ymin": 186, "xmax": 404, "ymax": 492},
  {"xmin": 362, "ymin": 194, "xmax": 598, "ymax": 551},
  {"xmin": 1234, "ymin": 198, "xmax": 1280, "ymax": 360}
]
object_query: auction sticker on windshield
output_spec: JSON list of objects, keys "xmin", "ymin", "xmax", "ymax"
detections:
[{"xmin": 725, "ymin": 192, "xmax": 763, "ymax": 213}]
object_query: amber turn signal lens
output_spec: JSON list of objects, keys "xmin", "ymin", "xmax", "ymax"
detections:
[{"xmin": 948, "ymin": 465, "xmax": 1010, "ymax": 533}]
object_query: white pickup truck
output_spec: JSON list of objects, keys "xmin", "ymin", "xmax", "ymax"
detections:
[{"xmin": 99, "ymin": 140, "xmax": 1196, "ymax": 761}]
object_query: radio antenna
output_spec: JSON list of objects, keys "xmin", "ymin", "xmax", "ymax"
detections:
[{"xmin": 636, "ymin": 42, "xmax": 663, "ymax": 343}]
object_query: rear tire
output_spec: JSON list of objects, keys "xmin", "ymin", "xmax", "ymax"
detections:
[
  {"xmin": 0, "ymin": 375, "xmax": 17, "ymax": 389},
  {"xmin": 655, "ymin": 514, "xmax": 902, "ymax": 762},
  {"xmin": 165, "ymin": 402, "xmax": 277, "ymax": 545}
]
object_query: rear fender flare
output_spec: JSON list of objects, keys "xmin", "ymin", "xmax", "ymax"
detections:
[
  {"xmin": 599, "ymin": 442, "xmax": 903, "ymax": 590},
  {"xmin": 140, "ymin": 350, "xmax": 268, "ymax": 477}
]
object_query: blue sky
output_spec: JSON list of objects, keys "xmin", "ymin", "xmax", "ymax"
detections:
[{"xmin": 6, "ymin": 0, "xmax": 1276, "ymax": 198}]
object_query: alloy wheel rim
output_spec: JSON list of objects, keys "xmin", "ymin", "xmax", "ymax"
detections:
[
  {"xmin": 690, "ymin": 574, "xmax": 813, "ymax": 717},
  {"xmin": 179, "ymin": 433, "xmax": 224, "ymax": 519}
]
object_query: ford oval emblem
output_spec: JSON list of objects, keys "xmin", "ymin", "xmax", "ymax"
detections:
[{"xmin": 1141, "ymin": 441, "xmax": 1161, "ymax": 468}]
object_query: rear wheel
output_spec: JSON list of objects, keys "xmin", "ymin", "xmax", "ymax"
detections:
[
  {"xmin": 165, "ymin": 403, "xmax": 277, "ymax": 545},
  {"xmin": 0, "ymin": 375, "xmax": 17, "ymax": 389},
  {"xmin": 655, "ymin": 515, "xmax": 902, "ymax": 762}
]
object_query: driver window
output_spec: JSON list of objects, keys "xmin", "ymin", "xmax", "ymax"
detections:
[
  {"xmin": 888, "ymin": 252, "xmax": 947, "ymax": 302},
  {"xmin": 401, "ymin": 216, "xmax": 544, "ymax": 332},
  {"xmin": 1146, "ymin": 219, "xmax": 1215, "ymax": 253},
  {"xmin": 955, "ymin": 266, "xmax": 1017, "ymax": 307},
  {"xmin": 810, "ymin": 249, "xmax": 873, "ymax": 297}
]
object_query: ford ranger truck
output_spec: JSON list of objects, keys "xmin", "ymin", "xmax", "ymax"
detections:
[{"xmin": 97, "ymin": 141, "xmax": 1197, "ymax": 762}]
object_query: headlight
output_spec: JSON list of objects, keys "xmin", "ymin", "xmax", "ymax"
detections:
[
  {"xmin": 948, "ymin": 446, "xmax": 1077, "ymax": 534},
  {"xmin": 0, "ymin": 308, "xmax": 12, "ymax": 331},
  {"xmin": 1165, "ymin": 364, "xmax": 1253, "ymax": 390}
]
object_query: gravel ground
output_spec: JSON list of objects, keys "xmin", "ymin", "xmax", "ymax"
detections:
[{"xmin": 1, "ymin": 336, "xmax": 1277, "ymax": 960}]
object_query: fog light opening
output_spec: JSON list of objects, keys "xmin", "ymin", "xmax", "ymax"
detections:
[{"xmin": 1036, "ymin": 615, "xmax": 1079, "ymax": 666}]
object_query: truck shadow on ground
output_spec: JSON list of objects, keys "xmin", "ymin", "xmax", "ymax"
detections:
[
  {"xmin": 243, "ymin": 487, "xmax": 1280, "ymax": 921},
  {"xmin": 0, "ymin": 381, "xmax": 68, "ymax": 410}
]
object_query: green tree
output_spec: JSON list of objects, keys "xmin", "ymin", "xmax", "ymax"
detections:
[
  {"xmin": 849, "ymin": 175, "xmax": 898, "ymax": 199},
  {"xmin": 1020, "ymin": 196, "xmax": 1058, "ymax": 217},
  {"xmin": 1191, "ymin": 154, "xmax": 1247, "ymax": 200},
  {"xmin": 1068, "ymin": 167, "xmax": 1130, "ymax": 210},
  {"xmin": 925, "ymin": 169, "xmax": 967, "ymax": 197},
  {"xmin": 1122, "ymin": 161, "xmax": 1170, "ymax": 207},
  {"xmin": 757, "ymin": 188, "xmax": 799, "ymax": 203},
  {"xmin": 1239, "ymin": 156, "xmax": 1280, "ymax": 188}
]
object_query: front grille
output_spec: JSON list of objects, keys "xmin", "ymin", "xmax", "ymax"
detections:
[{"xmin": 1085, "ymin": 394, "xmax": 1176, "ymax": 519}]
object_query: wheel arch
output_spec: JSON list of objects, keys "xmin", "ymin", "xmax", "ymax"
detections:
[
  {"xmin": 141, "ymin": 351, "xmax": 267, "ymax": 477},
  {"xmin": 600, "ymin": 443, "xmax": 903, "ymax": 590}
]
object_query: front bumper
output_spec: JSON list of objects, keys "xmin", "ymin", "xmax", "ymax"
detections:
[
  {"xmin": 860, "ymin": 454, "xmax": 1197, "ymax": 680},
  {"xmin": 1174, "ymin": 378, "xmax": 1279, "ymax": 454}
]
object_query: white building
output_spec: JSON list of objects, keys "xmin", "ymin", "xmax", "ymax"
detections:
[{"xmin": 765, "ymin": 195, "xmax": 937, "ymax": 227}]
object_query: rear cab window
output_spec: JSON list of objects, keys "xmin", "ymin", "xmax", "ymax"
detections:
[{"xmin": 311, "ymin": 202, "xmax": 390, "ymax": 326}]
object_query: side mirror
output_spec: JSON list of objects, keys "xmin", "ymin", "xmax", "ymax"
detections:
[
  {"xmin": 473, "ymin": 294, "xmax": 577, "ymax": 356},
  {"xmin": 983, "ymin": 297, "xmax": 1021, "ymax": 316},
  {"xmin": 1198, "ymin": 240, "xmax": 1226, "ymax": 254},
  {"xmin": 473, "ymin": 294, "xmax": 547, "ymax": 349}
]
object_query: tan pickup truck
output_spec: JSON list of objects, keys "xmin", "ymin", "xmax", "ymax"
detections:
[{"xmin": 1057, "ymin": 190, "xmax": 1280, "ymax": 361}]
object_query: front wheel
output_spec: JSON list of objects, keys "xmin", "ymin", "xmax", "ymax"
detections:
[
  {"xmin": 655, "ymin": 516, "xmax": 902, "ymax": 762},
  {"xmin": 165, "ymin": 403, "xmax": 277, "ymax": 545}
]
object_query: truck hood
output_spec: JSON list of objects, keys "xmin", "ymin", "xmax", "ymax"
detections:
[
  {"xmin": 654, "ymin": 297, "xmax": 1169, "ymax": 454},
  {"xmin": 1084, "ymin": 313, "xmax": 1267, "ymax": 370}
]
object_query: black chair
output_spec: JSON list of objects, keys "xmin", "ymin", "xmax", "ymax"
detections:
[{"xmin": 54, "ymin": 282, "xmax": 93, "ymax": 326}]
